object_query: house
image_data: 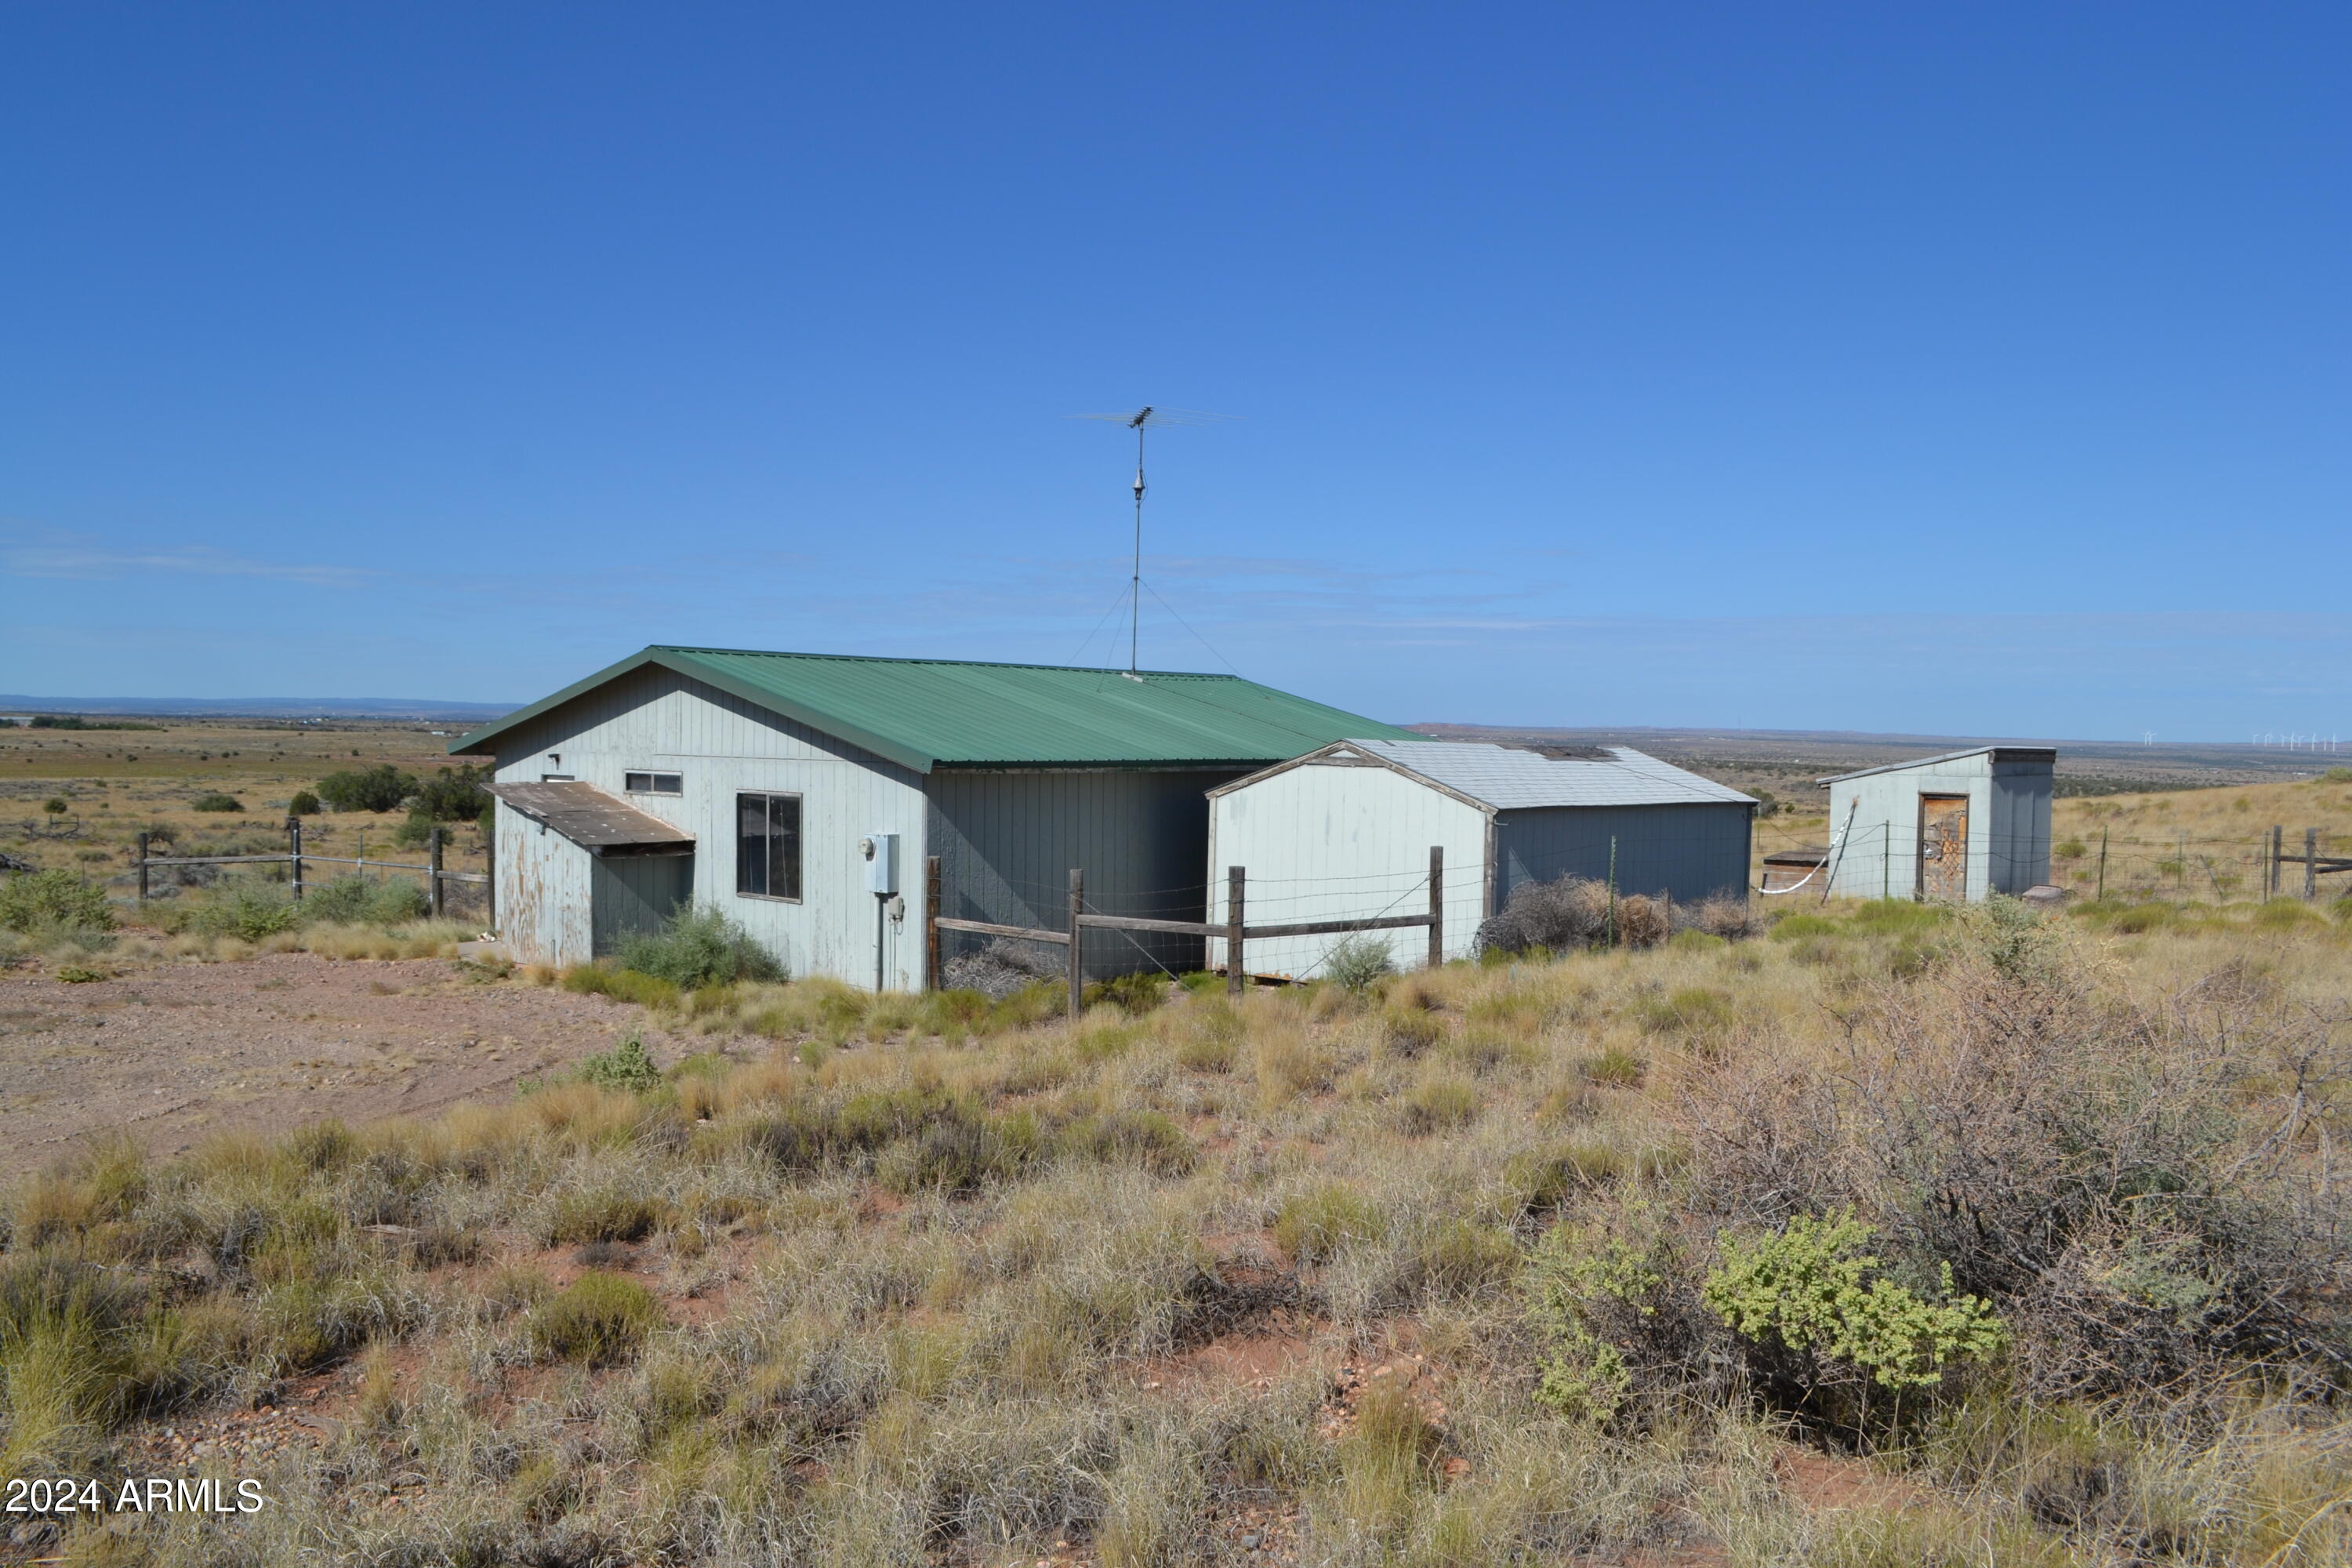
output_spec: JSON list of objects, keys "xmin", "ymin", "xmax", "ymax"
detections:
[
  {"xmin": 1816, "ymin": 746, "xmax": 2055, "ymax": 902},
  {"xmin": 448, "ymin": 646, "xmax": 1419, "ymax": 982},
  {"xmin": 1204, "ymin": 739, "xmax": 1756, "ymax": 977}
]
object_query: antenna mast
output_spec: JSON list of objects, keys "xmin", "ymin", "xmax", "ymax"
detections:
[
  {"xmin": 1128, "ymin": 407, "xmax": 1150, "ymax": 674},
  {"xmin": 1070, "ymin": 405, "xmax": 1235, "ymax": 676}
]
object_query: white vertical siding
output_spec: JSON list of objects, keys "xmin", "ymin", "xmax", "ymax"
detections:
[
  {"xmin": 495, "ymin": 797, "xmax": 597, "ymax": 967},
  {"xmin": 486, "ymin": 665, "xmax": 928, "ymax": 988},
  {"xmin": 1207, "ymin": 762, "xmax": 1488, "ymax": 976},
  {"xmin": 1824, "ymin": 755, "xmax": 1994, "ymax": 901}
]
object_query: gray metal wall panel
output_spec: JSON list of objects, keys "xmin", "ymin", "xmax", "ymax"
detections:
[
  {"xmin": 926, "ymin": 768, "xmax": 1240, "ymax": 979},
  {"xmin": 1491, "ymin": 803, "xmax": 1753, "ymax": 907},
  {"xmin": 590, "ymin": 855, "xmax": 694, "ymax": 957}
]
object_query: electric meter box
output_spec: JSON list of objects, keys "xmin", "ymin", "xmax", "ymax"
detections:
[{"xmin": 861, "ymin": 832, "xmax": 900, "ymax": 895}]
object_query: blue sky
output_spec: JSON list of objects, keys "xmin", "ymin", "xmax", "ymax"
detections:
[{"xmin": 2, "ymin": 4, "xmax": 2346, "ymax": 739}]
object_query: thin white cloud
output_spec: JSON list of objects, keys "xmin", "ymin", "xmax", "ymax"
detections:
[{"xmin": 1, "ymin": 527, "xmax": 372, "ymax": 588}]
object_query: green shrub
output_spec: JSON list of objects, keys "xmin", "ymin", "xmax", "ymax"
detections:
[
  {"xmin": 286, "ymin": 790, "xmax": 321, "ymax": 817},
  {"xmin": 300, "ymin": 874, "xmax": 428, "ymax": 927},
  {"xmin": 1525, "ymin": 1219, "xmax": 1671, "ymax": 1422},
  {"xmin": 1702, "ymin": 1210, "xmax": 2005, "ymax": 1396},
  {"xmin": 575, "ymin": 1035, "xmax": 661, "ymax": 1094},
  {"xmin": 564, "ymin": 965, "xmax": 681, "ymax": 1008},
  {"xmin": 616, "ymin": 906, "xmax": 783, "ymax": 989},
  {"xmin": 1054, "ymin": 1109, "xmax": 1195, "ymax": 1176},
  {"xmin": 1274, "ymin": 1185, "xmax": 1383, "ymax": 1264},
  {"xmin": 0, "ymin": 869, "xmax": 115, "ymax": 935},
  {"xmin": 1083, "ymin": 970, "xmax": 1168, "ymax": 1016},
  {"xmin": 190, "ymin": 793, "xmax": 242, "ymax": 813},
  {"xmin": 314, "ymin": 764, "xmax": 417, "ymax": 814},
  {"xmin": 1324, "ymin": 934, "xmax": 1395, "ymax": 993},
  {"xmin": 546, "ymin": 1189, "xmax": 664, "ymax": 1244},
  {"xmin": 412, "ymin": 764, "xmax": 490, "ymax": 821},
  {"xmin": 1769, "ymin": 913, "xmax": 1838, "ymax": 941},
  {"xmin": 530, "ymin": 1272, "xmax": 662, "ymax": 1365},
  {"xmin": 42, "ymin": 797, "xmax": 68, "ymax": 815},
  {"xmin": 184, "ymin": 885, "xmax": 300, "ymax": 942}
]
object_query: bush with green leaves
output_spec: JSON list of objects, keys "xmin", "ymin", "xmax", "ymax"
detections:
[
  {"xmin": 42, "ymin": 797, "xmax": 69, "ymax": 816},
  {"xmin": 313, "ymin": 764, "xmax": 417, "ymax": 814},
  {"xmin": 412, "ymin": 764, "xmax": 490, "ymax": 821},
  {"xmin": 1702, "ymin": 1211, "xmax": 2005, "ymax": 1405},
  {"xmin": 529, "ymin": 1272, "xmax": 661, "ymax": 1366},
  {"xmin": 575, "ymin": 1035, "xmax": 662, "ymax": 1094},
  {"xmin": 0, "ymin": 869, "xmax": 116, "ymax": 935},
  {"xmin": 1323, "ymin": 933, "xmax": 1394, "ymax": 993},
  {"xmin": 286, "ymin": 790, "xmax": 321, "ymax": 817},
  {"xmin": 191, "ymin": 793, "xmax": 243, "ymax": 813},
  {"xmin": 615, "ymin": 906, "xmax": 783, "ymax": 990},
  {"xmin": 181, "ymin": 886, "xmax": 301, "ymax": 942},
  {"xmin": 300, "ymin": 874, "xmax": 430, "ymax": 927}
]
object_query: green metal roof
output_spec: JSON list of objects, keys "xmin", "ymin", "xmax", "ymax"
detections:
[{"xmin": 450, "ymin": 646, "xmax": 1420, "ymax": 774}]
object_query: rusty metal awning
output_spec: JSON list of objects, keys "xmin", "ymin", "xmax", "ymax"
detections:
[{"xmin": 486, "ymin": 782, "xmax": 695, "ymax": 858}]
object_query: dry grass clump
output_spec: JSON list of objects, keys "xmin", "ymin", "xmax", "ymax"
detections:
[{"xmin": 5, "ymin": 892, "xmax": 2352, "ymax": 1564}]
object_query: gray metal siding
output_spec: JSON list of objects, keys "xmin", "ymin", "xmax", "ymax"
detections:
[
  {"xmin": 1492, "ymin": 803, "xmax": 1754, "ymax": 908},
  {"xmin": 1989, "ymin": 762, "xmax": 2053, "ymax": 895},
  {"xmin": 590, "ymin": 855, "xmax": 694, "ymax": 957},
  {"xmin": 927, "ymin": 768, "xmax": 1240, "ymax": 979}
]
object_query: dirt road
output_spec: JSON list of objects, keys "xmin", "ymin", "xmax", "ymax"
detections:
[{"xmin": 0, "ymin": 953, "xmax": 720, "ymax": 1177}]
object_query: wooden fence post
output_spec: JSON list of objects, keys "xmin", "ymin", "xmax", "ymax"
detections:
[
  {"xmin": 428, "ymin": 827, "xmax": 445, "ymax": 918},
  {"xmin": 1427, "ymin": 845, "xmax": 1444, "ymax": 970},
  {"xmin": 1066, "ymin": 868, "xmax": 1084, "ymax": 1019},
  {"xmin": 2268, "ymin": 826, "xmax": 2282, "ymax": 898},
  {"xmin": 289, "ymin": 818, "xmax": 303, "ymax": 902},
  {"xmin": 2306, "ymin": 827, "xmax": 2319, "ymax": 901},
  {"xmin": 1225, "ymin": 866, "xmax": 1245, "ymax": 999},
  {"xmin": 136, "ymin": 832, "xmax": 150, "ymax": 902},
  {"xmin": 924, "ymin": 855, "xmax": 942, "ymax": 992},
  {"xmin": 2096, "ymin": 828, "xmax": 2107, "ymax": 902}
]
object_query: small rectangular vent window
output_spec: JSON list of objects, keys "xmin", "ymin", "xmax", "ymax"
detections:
[{"xmin": 625, "ymin": 771, "xmax": 683, "ymax": 795}]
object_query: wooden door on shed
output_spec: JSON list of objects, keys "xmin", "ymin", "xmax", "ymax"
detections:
[{"xmin": 1916, "ymin": 794, "xmax": 1969, "ymax": 902}]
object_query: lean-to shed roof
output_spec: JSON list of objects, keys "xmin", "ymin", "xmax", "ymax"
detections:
[
  {"xmin": 1213, "ymin": 739, "xmax": 1755, "ymax": 811},
  {"xmin": 452, "ymin": 646, "xmax": 1418, "ymax": 773},
  {"xmin": 485, "ymin": 782, "xmax": 696, "ymax": 855},
  {"xmin": 1816, "ymin": 746, "xmax": 2057, "ymax": 785}
]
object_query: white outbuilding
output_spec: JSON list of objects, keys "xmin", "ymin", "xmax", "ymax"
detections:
[
  {"xmin": 1206, "ymin": 739, "xmax": 1755, "ymax": 978},
  {"xmin": 1817, "ymin": 746, "xmax": 2055, "ymax": 902}
]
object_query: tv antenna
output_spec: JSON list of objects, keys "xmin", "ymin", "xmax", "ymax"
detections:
[{"xmin": 1072, "ymin": 406, "xmax": 1235, "ymax": 674}]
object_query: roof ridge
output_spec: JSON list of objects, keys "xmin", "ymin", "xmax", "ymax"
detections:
[{"xmin": 657, "ymin": 645, "xmax": 1238, "ymax": 681}]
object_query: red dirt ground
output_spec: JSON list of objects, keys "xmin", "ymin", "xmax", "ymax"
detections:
[{"xmin": 0, "ymin": 952, "xmax": 729, "ymax": 1177}]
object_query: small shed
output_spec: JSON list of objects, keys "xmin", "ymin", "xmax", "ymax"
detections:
[
  {"xmin": 1817, "ymin": 746, "xmax": 2055, "ymax": 902},
  {"xmin": 1206, "ymin": 739, "xmax": 1755, "ymax": 977}
]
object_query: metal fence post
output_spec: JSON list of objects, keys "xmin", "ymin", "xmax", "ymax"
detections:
[
  {"xmin": 482, "ymin": 817, "xmax": 494, "ymax": 931},
  {"xmin": 428, "ymin": 827, "xmax": 445, "ymax": 918},
  {"xmin": 1427, "ymin": 845, "xmax": 1443, "ymax": 970},
  {"xmin": 1066, "ymin": 868, "xmax": 1084, "ymax": 1018},
  {"xmin": 1225, "ymin": 866, "xmax": 1245, "ymax": 999},
  {"xmin": 136, "ymin": 832, "xmax": 149, "ymax": 902},
  {"xmin": 289, "ymin": 818, "xmax": 303, "ymax": 902}
]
